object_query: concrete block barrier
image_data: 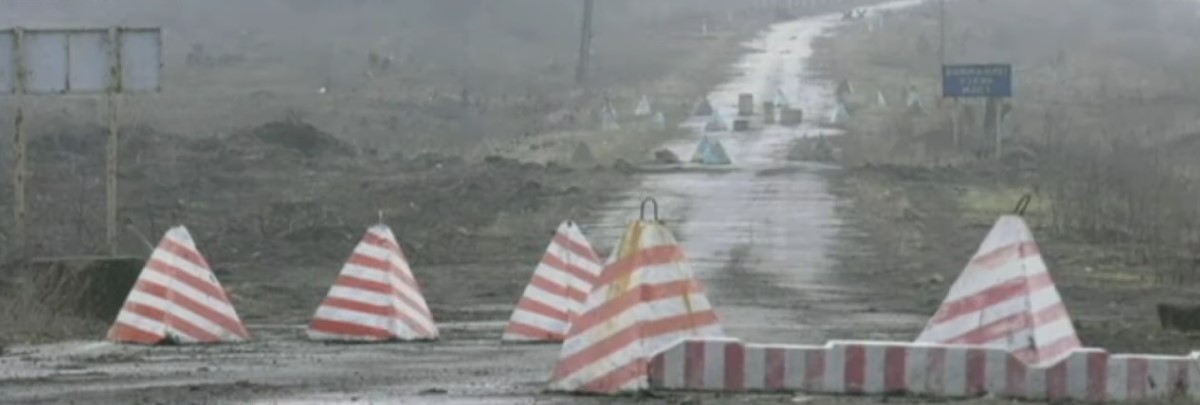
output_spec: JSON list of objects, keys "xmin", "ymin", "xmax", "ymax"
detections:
[{"xmin": 647, "ymin": 338, "xmax": 1200, "ymax": 402}]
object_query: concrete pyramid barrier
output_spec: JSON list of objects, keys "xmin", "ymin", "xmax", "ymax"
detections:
[
  {"xmin": 691, "ymin": 137, "xmax": 732, "ymax": 165},
  {"xmin": 307, "ymin": 224, "xmax": 438, "ymax": 341},
  {"xmin": 107, "ymin": 226, "xmax": 249, "ymax": 344},
  {"xmin": 829, "ymin": 102, "xmax": 850, "ymax": 124},
  {"xmin": 774, "ymin": 88, "xmax": 790, "ymax": 109},
  {"xmin": 916, "ymin": 215, "xmax": 1081, "ymax": 367},
  {"xmin": 502, "ymin": 221, "xmax": 603, "ymax": 342},
  {"xmin": 570, "ymin": 142, "xmax": 597, "ymax": 167},
  {"xmin": 693, "ymin": 97, "xmax": 714, "ymax": 116},
  {"xmin": 634, "ymin": 95, "xmax": 653, "ymax": 117},
  {"xmin": 601, "ymin": 108, "xmax": 621, "ymax": 131},
  {"xmin": 652, "ymin": 111, "xmax": 667, "ymax": 130},
  {"xmin": 550, "ymin": 199, "xmax": 723, "ymax": 393}
]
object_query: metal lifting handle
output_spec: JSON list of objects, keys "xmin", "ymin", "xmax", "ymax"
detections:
[
  {"xmin": 1013, "ymin": 194, "xmax": 1032, "ymax": 215},
  {"xmin": 640, "ymin": 197, "xmax": 659, "ymax": 221}
]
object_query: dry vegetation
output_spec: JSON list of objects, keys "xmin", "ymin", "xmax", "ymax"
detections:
[{"xmin": 810, "ymin": 0, "xmax": 1200, "ymax": 352}]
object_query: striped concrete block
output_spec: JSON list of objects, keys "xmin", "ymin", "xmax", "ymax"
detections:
[{"xmin": 648, "ymin": 338, "xmax": 1200, "ymax": 402}]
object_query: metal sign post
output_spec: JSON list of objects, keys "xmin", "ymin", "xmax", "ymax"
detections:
[
  {"xmin": 942, "ymin": 63, "xmax": 1012, "ymax": 159},
  {"xmin": 106, "ymin": 27, "xmax": 120, "ymax": 255},
  {"xmin": 1, "ymin": 26, "xmax": 161, "ymax": 256}
]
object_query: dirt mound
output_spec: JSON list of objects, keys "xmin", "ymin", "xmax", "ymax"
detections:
[
  {"xmin": 238, "ymin": 120, "xmax": 353, "ymax": 158},
  {"xmin": 653, "ymin": 149, "xmax": 681, "ymax": 164},
  {"xmin": 570, "ymin": 142, "xmax": 597, "ymax": 167},
  {"xmin": 30, "ymin": 256, "xmax": 143, "ymax": 323}
]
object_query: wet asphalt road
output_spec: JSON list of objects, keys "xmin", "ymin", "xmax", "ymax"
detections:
[{"xmin": 0, "ymin": 3, "xmax": 928, "ymax": 404}]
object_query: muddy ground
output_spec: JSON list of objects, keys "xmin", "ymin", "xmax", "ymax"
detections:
[
  {"xmin": 0, "ymin": 2, "xmax": 919, "ymax": 404},
  {"xmin": 0, "ymin": 2, "xmax": 929, "ymax": 403},
  {"xmin": 8, "ymin": 0, "xmax": 1199, "ymax": 404}
]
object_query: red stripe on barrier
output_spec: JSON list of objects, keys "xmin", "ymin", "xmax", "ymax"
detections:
[
  {"xmin": 765, "ymin": 348, "xmax": 786, "ymax": 390},
  {"xmin": 540, "ymin": 252, "xmax": 599, "ymax": 293},
  {"xmin": 320, "ymin": 297, "xmax": 394, "ymax": 316},
  {"xmin": 969, "ymin": 241, "xmax": 1039, "ymax": 269},
  {"xmin": 947, "ymin": 302, "xmax": 1070, "ymax": 347},
  {"xmin": 580, "ymin": 359, "xmax": 647, "ymax": 393},
  {"xmin": 686, "ymin": 340, "xmax": 706, "ymax": 389},
  {"xmin": 136, "ymin": 281, "xmax": 247, "ymax": 338},
  {"xmin": 1006, "ymin": 355, "xmax": 1027, "ymax": 397},
  {"xmin": 553, "ymin": 233, "xmax": 602, "ymax": 268},
  {"xmin": 333, "ymin": 274, "xmax": 432, "ymax": 321},
  {"xmin": 927, "ymin": 348, "xmax": 946, "ymax": 393},
  {"xmin": 310, "ymin": 318, "xmax": 392, "ymax": 340},
  {"xmin": 347, "ymin": 253, "xmax": 418, "ymax": 290},
  {"xmin": 884, "ymin": 346, "xmax": 907, "ymax": 393},
  {"xmin": 805, "ymin": 351, "xmax": 825, "ymax": 391},
  {"xmin": 516, "ymin": 281, "xmax": 572, "ymax": 321},
  {"xmin": 554, "ymin": 324, "xmax": 640, "ymax": 378},
  {"xmin": 1128, "ymin": 358, "xmax": 1148, "ymax": 399},
  {"xmin": 1046, "ymin": 359, "xmax": 1069, "ymax": 400},
  {"xmin": 1033, "ymin": 332, "xmax": 1083, "ymax": 366},
  {"xmin": 596, "ymin": 245, "xmax": 684, "ymax": 286},
  {"xmin": 1087, "ymin": 352, "xmax": 1108, "ymax": 401},
  {"xmin": 844, "ymin": 345, "xmax": 866, "ymax": 393},
  {"xmin": 334, "ymin": 274, "xmax": 393, "ymax": 295},
  {"xmin": 967, "ymin": 349, "xmax": 987, "ymax": 395},
  {"xmin": 160, "ymin": 237, "xmax": 211, "ymax": 270},
  {"xmin": 725, "ymin": 342, "xmax": 745, "ymax": 391},
  {"xmin": 146, "ymin": 259, "xmax": 226, "ymax": 304},
  {"xmin": 929, "ymin": 271, "xmax": 1054, "ymax": 325},
  {"xmin": 362, "ymin": 230, "xmax": 402, "ymax": 254},
  {"xmin": 570, "ymin": 280, "xmax": 701, "ymax": 333},
  {"xmin": 648, "ymin": 348, "xmax": 666, "ymax": 387},
  {"xmin": 642, "ymin": 310, "xmax": 720, "ymax": 338},
  {"xmin": 108, "ymin": 322, "xmax": 164, "ymax": 344},
  {"xmin": 503, "ymin": 321, "xmax": 563, "ymax": 341}
]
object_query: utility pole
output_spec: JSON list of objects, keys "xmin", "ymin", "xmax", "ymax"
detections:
[
  {"xmin": 106, "ymin": 27, "xmax": 121, "ymax": 255},
  {"xmin": 575, "ymin": 0, "xmax": 594, "ymax": 86},
  {"xmin": 12, "ymin": 28, "xmax": 27, "ymax": 256},
  {"xmin": 938, "ymin": 0, "xmax": 946, "ymax": 68}
]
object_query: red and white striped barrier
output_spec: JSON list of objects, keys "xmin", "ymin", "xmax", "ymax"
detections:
[
  {"xmin": 550, "ymin": 216, "xmax": 723, "ymax": 393},
  {"xmin": 107, "ymin": 226, "xmax": 250, "ymax": 344},
  {"xmin": 502, "ymin": 221, "xmax": 602, "ymax": 342},
  {"xmin": 307, "ymin": 225, "xmax": 438, "ymax": 341},
  {"xmin": 916, "ymin": 215, "xmax": 1081, "ymax": 367},
  {"xmin": 648, "ymin": 338, "xmax": 1200, "ymax": 402}
]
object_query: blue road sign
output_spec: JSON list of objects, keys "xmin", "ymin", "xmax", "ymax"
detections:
[{"xmin": 942, "ymin": 64, "xmax": 1012, "ymax": 98}]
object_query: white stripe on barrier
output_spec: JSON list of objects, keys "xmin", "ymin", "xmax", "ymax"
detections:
[
  {"xmin": 784, "ymin": 347, "xmax": 808, "ymax": 389},
  {"xmin": 944, "ymin": 346, "xmax": 968, "ymax": 397},
  {"xmin": 904, "ymin": 345, "xmax": 928, "ymax": 394},
  {"xmin": 703, "ymin": 339, "xmax": 725, "ymax": 390},
  {"xmin": 824, "ymin": 344, "xmax": 845, "ymax": 393},
  {"xmin": 663, "ymin": 342, "xmax": 686, "ymax": 389},
  {"xmin": 745, "ymin": 344, "xmax": 766, "ymax": 390},
  {"xmin": 985, "ymin": 346, "xmax": 1009, "ymax": 396},
  {"xmin": 1066, "ymin": 350, "xmax": 1089, "ymax": 399}
]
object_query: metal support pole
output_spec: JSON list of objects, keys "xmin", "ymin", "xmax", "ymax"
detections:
[
  {"xmin": 12, "ymin": 28, "xmax": 27, "ymax": 255},
  {"xmin": 987, "ymin": 97, "xmax": 1001, "ymax": 160},
  {"xmin": 575, "ymin": 0, "xmax": 594, "ymax": 86},
  {"xmin": 106, "ymin": 27, "xmax": 121, "ymax": 255},
  {"xmin": 938, "ymin": 0, "xmax": 946, "ymax": 67},
  {"xmin": 951, "ymin": 99, "xmax": 960, "ymax": 150}
]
